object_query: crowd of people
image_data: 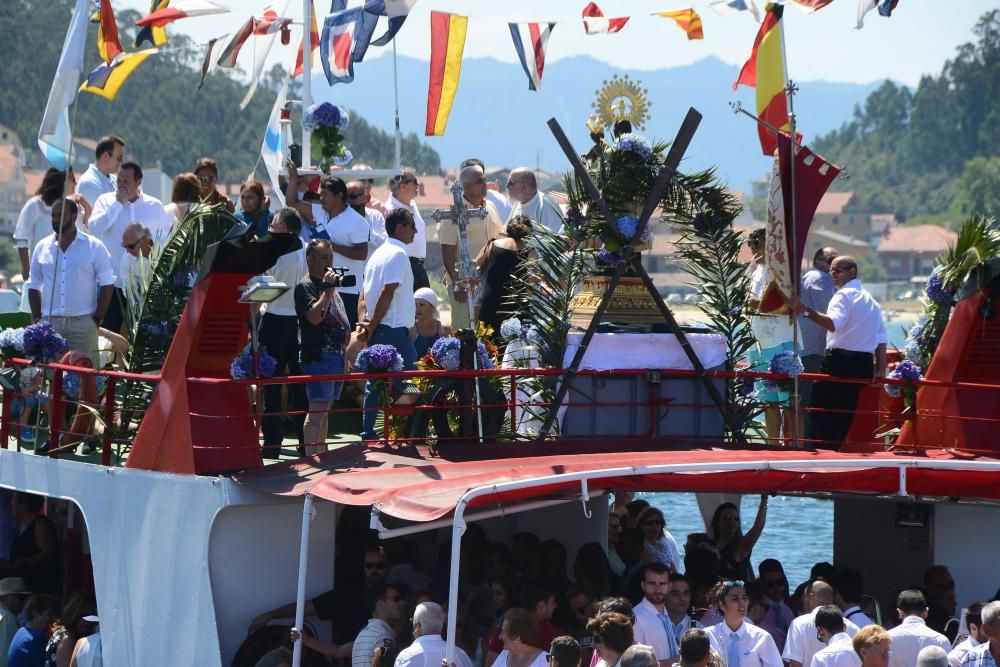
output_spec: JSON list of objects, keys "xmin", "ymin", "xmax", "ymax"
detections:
[{"xmin": 236, "ymin": 497, "xmax": 999, "ymax": 667}]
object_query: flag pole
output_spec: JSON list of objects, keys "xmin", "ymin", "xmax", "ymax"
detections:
[
  {"xmin": 302, "ymin": 0, "xmax": 313, "ymax": 168},
  {"xmin": 392, "ymin": 38, "xmax": 402, "ymax": 174},
  {"xmin": 779, "ymin": 11, "xmax": 802, "ymax": 450}
]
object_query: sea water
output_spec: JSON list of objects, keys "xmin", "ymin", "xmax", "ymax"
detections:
[{"xmin": 639, "ymin": 314, "xmax": 919, "ymax": 586}]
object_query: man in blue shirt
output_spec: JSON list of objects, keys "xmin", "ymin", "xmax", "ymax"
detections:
[
  {"xmin": 75, "ymin": 135, "xmax": 124, "ymax": 208},
  {"xmin": 797, "ymin": 247, "xmax": 837, "ymax": 435},
  {"xmin": 6, "ymin": 593, "xmax": 57, "ymax": 667}
]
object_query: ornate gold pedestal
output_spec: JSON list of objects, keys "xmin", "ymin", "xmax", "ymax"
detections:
[{"xmin": 570, "ymin": 274, "xmax": 665, "ymax": 326}]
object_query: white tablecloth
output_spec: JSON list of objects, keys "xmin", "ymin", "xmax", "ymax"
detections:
[{"xmin": 563, "ymin": 331, "xmax": 728, "ymax": 371}]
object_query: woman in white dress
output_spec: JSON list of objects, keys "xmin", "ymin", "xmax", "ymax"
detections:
[
  {"xmin": 635, "ymin": 506, "xmax": 681, "ymax": 573},
  {"xmin": 493, "ymin": 608, "xmax": 549, "ymax": 667},
  {"xmin": 589, "ymin": 611, "xmax": 635, "ymax": 667},
  {"xmin": 705, "ymin": 580, "xmax": 782, "ymax": 667}
]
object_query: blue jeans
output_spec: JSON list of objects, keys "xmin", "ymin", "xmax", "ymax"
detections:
[{"xmin": 361, "ymin": 325, "xmax": 417, "ymax": 441}]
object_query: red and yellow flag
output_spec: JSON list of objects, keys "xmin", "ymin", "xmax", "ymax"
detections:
[
  {"xmin": 294, "ymin": 0, "xmax": 320, "ymax": 77},
  {"xmin": 652, "ymin": 9, "xmax": 704, "ymax": 40},
  {"xmin": 425, "ymin": 11, "xmax": 468, "ymax": 137},
  {"xmin": 733, "ymin": 4, "xmax": 790, "ymax": 156},
  {"xmin": 97, "ymin": 0, "xmax": 123, "ymax": 64}
]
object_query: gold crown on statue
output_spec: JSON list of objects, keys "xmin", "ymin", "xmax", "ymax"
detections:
[{"xmin": 592, "ymin": 74, "xmax": 651, "ymax": 132}]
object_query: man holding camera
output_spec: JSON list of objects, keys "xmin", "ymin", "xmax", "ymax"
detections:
[{"xmin": 295, "ymin": 239, "xmax": 352, "ymax": 455}]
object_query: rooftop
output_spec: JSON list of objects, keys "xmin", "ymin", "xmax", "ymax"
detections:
[
  {"xmin": 877, "ymin": 224, "xmax": 957, "ymax": 253},
  {"xmin": 815, "ymin": 191, "xmax": 855, "ymax": 215}
]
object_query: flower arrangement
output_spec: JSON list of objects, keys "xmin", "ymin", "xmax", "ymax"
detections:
[
  {"xmin": 230, "ymin": 344, "xmax": 277, "ymax": 380},
  {"xmin": 762, "ymin": 351, "xmax": 804, "ymax": 393},
  {"xmin": 499, "ymin": 317, "xmax": 542, "ymax": 345},
  {"xmin": 924, "ymin": 268, "xmax": 953, "ymax": 306},
  {"xmin": 0, "ymin": 327, "xmax": 25, "ymax": 359},
  {"xmin": 22, "ymin": 321, "xmax": 67, "ymax": 361},
  {"xmin": 355, "ymin": 344, "xmax": 404, "ymax": 373},
  {"xmin": 885, "ymin": 359, "xmax": 922, "ymax": 397},
  {"xmin": 614, "ymin": 133, "xmax": 653, "ymax": 159},
  {"xmin": 414, "ymin": 326, "xmax": 499, "ymax": 392},
  {"xmin": 303, "ymin": 102, "xmax": 352, "ymax": 172}
]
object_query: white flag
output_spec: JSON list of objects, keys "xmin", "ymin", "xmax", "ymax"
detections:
[
  {"xmin": 38, "ymin": 0, "xmax": 89, "ymax": 170},
  {"xmin": 239, "ymin": 0, "xmax": 291, "ymax": 110},
  {"xmin": 198, "ymin": 33, "xmax": 229, "ymax": 89},
  {"xmin": 261, "ymin": 77, "xmax": 289, "ymax": 207},
  {"xmin": 856, "ymin": 0, "xmax": 877, "ymax": 28}
]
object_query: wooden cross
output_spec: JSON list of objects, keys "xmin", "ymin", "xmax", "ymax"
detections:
[{"xmin": 539, "ymin": 108, "xmax": 747, "ymax": 445}]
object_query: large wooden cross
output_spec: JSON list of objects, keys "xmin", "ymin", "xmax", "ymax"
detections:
[{"xmin": 539, "ymin": 108, "xmax": 747, "ymax": 445}]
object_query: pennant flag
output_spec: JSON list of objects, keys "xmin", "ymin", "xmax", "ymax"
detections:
[
  {"xmin": 216, "ymin": 17, "xmax": 254, "ymax": 68},
  {"xmin": 759, "ymin": 157, "xmax": 791, "ymax": 314},
  {"xmin": 97, "ymin": 0, "xmax": 123, "ymax": 63},
  {"xmin": 198, "ymin": 33, "xmax": 228, "ymax": 89},
  {"xmin": 261, "ymin": 77, "xmax": 289, "ymax": 207},
  {"xmin": 759, "ymin": 135, "xmax": 842, "ymax": 312},
  {"xmin": 321, "ymin": 7, "xmax": 365, "ymax": 84},
  {"xmin": 135, "ymin": 0, "xmax": 170, "ymax": 48},
  {"xmin": 294, "ymin": 0, "xmax": 320, "ymax": 77},
  {"xmin": 878, "ymin": 0, "xmax": 900, "ymax": 17},
  {"xmin": 508, "ymin": 22, "xmax": 555, "ymax": 91},
  {"xmin": 136, "ymin": 0, "xmax": 229, "ymax": 28},
  {"xmin": 39, "ymin": 0, "xmax": 90, "ymax": 170},
  {"xmin": 785, "ymin": 0, "xmax": 834, "ymax": 12},
  {"xmin": 582, "ymin": 3, "xmax": 629, "ymax": 35},
  {"xmin": 80, "ymin": 49, "xmax": 158, "ymax": 101},
  {"xmin": 425, "ymin": 11, "xmax": 468, "ymax": 136},
  {"xmin": 859, "ymin": 0, "xmax": 900, "ymax": 26},
  {"xmin": 709, "ymin": 0, "xmax": 761, "ymax": 21},
  {"xmin": 368, "ymin": 0, "xmax": 417, "ymax": 47},
  {"xmin": 734, "ymin": 4, "xmax": 790, "ymax": 156},
  {"xmin": 238, "ymin": 2, "xmax": 290, "ymax": 109},
  {"xmin": 652, "ymin": 9, "xmax": 704, "ymax": 40}
]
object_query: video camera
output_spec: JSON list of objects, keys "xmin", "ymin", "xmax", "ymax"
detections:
[{"xmin": 326, "ymin": 266, "xmax": 357, "ymax": 288}]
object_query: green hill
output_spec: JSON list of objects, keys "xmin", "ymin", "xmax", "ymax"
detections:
[
  {"xmin": 0, "ymin": 0, "xmax": 441, "ymax": 181},
  {"xmin": 814, "ymin": 10, "xmax": 999, "ymax": 225}
]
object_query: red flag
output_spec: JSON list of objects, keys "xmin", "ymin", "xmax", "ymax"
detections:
[
  {"xmin": 294, "ymin": 0, "xmax": 320, "ymax": 77},
  {"xmin": 582, "ymin": 3, "xmax": 629, "ymax": 34},
  {"xmin": 97, "ymin": 0, "xmax": 123, "ymax": 63},
  {"xmin": 778, "ymin": 133, "xmax": 841, "ymax": 287}
]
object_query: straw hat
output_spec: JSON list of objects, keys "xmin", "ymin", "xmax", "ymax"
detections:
[{"xmin": 0, "ymin": 577, "xmax": 31, "ymax": 596}]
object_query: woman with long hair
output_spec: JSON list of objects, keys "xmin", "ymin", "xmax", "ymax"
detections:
[
  {"xmin": 476, "ymin": 215, "xmax": 536, "ymax": 339},
  {"xmin": 708, "ymin": 497, "xmax": 768, "ymax": 582},
  {"xmin": 235, "ymin": 180, "xmax": 273, "ymax": 237},
  {"xmin": 634, "ymin": 506, "xmax": 681, "ymax": 573},
  {"xmin": 704, "ymin": 579, "xmax": 782, "ymax": 667},
  {"xmin": 164, "ymin": 172, "xmax": 201, "ymax": 227},
  {"xmin": 194, "ymin": 157, "xmax": 235, "ymax": 212},
  {"xmin": 44, "ymin": 591, "xmax": 96, "ymax": 667}
]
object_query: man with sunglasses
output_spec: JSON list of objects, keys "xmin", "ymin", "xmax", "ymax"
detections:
[
  {"xmin": 811, "ymin": 606, "xmax": 859, "ymax": 667},
  {"xmin": 757, "ymin": 559, "xmax": 794, "ymax": 652},
  {"xmin": 790, "ymin": 256, "xmax": 887, "ymax": 448},
  {"xmin": 353, "ymin": 583, "xmax": 406, "ymax": 667},
  {"xmin": 386, "ymin": 170, "xmax": 429, "ymax": 290}
]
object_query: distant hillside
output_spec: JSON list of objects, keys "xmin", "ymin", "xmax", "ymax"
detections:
[
  {"xmin": 314, "ymin": 53, "xmax": 880, "ymax": 192},
  {"xmin": 0, "ymin": 0, "xmax": 441, "ymax": 180},
  {"xmin": 814, "ymin": 10, "xmax": 1000, "ymax": 223}
]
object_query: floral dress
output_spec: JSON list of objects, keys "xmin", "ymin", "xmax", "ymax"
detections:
[{"xmin": 44, "ymin": 628, "xmax": 67, "ymax": 667}]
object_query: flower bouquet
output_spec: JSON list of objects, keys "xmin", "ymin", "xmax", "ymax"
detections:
[
  {"xmin": 302, "ymin": 102, "xmax": 352, "ymax": 173},
  {"xmin": 884, "ymin": 359, "xmax": 922, "ymax": 414},
  {"xmin": 762, "ymin": 350, "xmax": 804, "ymax": 394},
  {"xmin": 22, "ymin": 321, "xmax": 67, "ymax": 361},
  {"xmin": 499, "ymin": 317, "xmax": 542, "ymax": 346},
  {"xmin": 355, "ymin": 343, "xmax": 404, "ymax": 440},
  {"xmin": 0, "ymin": 327, "xmax": 25, "ymax": 360},
  {"xmin": 230, "ymin": 344, "xmax": 277, "ymax": 380}
]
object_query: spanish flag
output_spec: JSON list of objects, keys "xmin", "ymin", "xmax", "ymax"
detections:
[
  {"xmin": 425, "ymin": 11, "xmax": 468, "ymax": 137},
  {"xmin": 80, "ymin": 49, "xmax": 158, "ymax": 101},
  {"xmin": 652, "ymin": 9, "xmax": 704, "ymax": 40},
  {"xmin": 96, "ymin": 0, "xmax": 123, "ymax": 64},
  {"xmin": 733, "ymin": 4, "xmax": 790, "ymax": 156},
  {"xmin": 294, "ymin": 0, "xmax": 320, "ymax": 78},
  {"xmin": 135, "ymin": 0, "xmax": 170, "ymax": 48}
]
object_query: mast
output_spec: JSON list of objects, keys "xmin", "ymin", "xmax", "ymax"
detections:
[{"xmin": 301, "ymin": 0, "xmax": 313, "ymax": 168}]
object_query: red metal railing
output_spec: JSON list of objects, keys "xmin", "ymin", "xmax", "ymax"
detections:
[{"xmin": 3, "ymin": 359, "xmax": 1000, "ymax": 465}]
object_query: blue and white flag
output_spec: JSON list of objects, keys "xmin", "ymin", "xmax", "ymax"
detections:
[
  {"xmin": 321, "ymin": 7, "xmax": 364, "ymax": 84},
  {"xmin": 709, "ymin": 0, "xmax": 761, "ymax": 22},
  {"xmin": 368, "ymin": 0, "xmax": 417, "ymax": 47},
  {"xmin": 260, "ymin": 76, "xmax": 288, "ymax": 207},
  {"xmin": 508, "ymin": 22, "xmax": 555, "ymax": 92},
  {"xmin": 38, "ymin": 0, "xmax": 90, "ymax": 170}
]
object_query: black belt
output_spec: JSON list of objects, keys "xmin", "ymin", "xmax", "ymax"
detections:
[{"xmin": 828, "ymin": 348, "xmax": 873, "ymax": 359}]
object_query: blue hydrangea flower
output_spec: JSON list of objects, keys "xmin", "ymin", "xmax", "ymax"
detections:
[
  {"xmin": 0, "ymin": 327, "xmax": 25, "ymax": 355},
  {"xmin": 333, "ymin": 149, "xmax": 354, "ymax": 167},
  {"xmin": 230, "ymin": 344, "xmax": 277, "ymax": 379},
  {"xmin": 499, "ymin": 317, "xmax": 523, "ymax": 342},
  {"xmin": 893, "ymin": 359, "xmax": 923, "ymax": 381},
  {"xmin": 884, "ymin": 382, "xmax": 903, "ymax": 398},
  {"xmin": 596, "ymin": 247, "xmax": 622, "ymax": 267},
  {"xmin": 356, "ymin": 344, "xmax": 404, "ymax": 373},
  {"xmin": 736, "ymin": 374, "xmax": 755, "ymax": 397},
  {"xmin": 476, "ymin": 341, "xmax": 495, "ymax": 370},
  {"xmin": 337, "ymin": 108, "xmax": 350, "ymax": 130},
  {"xmin": 925, "ymin": 268, "xmax": 953, "ymax": 305},
  {"xmin": 615, "ymin": 215, "xmax": 650, "ymax": 243},
  {"xmin": 23, "ymin": 320, "xmax": 67, "ymax": 361},
  {"xmin": 614, "ymin": 133, "xmax": 653, "ymax": 159},
  {"xmin": 768, "ymin": 351, "xmax": 804, "ymax": 377},
  {"xmin": 431, "ymin": 337, "xmax": 462, "ymax": 371}
]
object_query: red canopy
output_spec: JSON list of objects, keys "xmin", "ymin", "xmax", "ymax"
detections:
[{"xmin": 233, "ymin": 446, "xmax": 1000, "ymax": 523}]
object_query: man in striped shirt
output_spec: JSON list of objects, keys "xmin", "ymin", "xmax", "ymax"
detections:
[
  {"xmin": 353, "ymin": 583, "xmax": 406, "ymax": 667},
  {"xmin": 960, "ymin": 602, "xmax": 1000, "ymax": 667}
]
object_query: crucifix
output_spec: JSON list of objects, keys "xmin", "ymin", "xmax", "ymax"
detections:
[
  {"xmin": 431, "ymin": 182, "xmax": 487, "ymax": 439},
  {"xmin": 540, "ymin": 108, "xmax": 748, "ymax": 444}
]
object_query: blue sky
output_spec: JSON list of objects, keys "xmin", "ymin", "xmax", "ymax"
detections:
[{"xmin": 118, "ymin": 0, "xmax": 997, "ymax": 86}]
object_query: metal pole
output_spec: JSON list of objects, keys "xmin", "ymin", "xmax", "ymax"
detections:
[
  {"xmin": 392, "ymin": 39, "xmax": 402, "ymax": 173},
  {"xmin": 301, "ymin": 0, "xmax": 313, "ymax": 169},
  {"xmin": 291, "ymin": 493, "xmax": 315, "ymax": 667},
  {"xmin": 444, "ymin": 502, "xmax": 467, "ymax": 667}
]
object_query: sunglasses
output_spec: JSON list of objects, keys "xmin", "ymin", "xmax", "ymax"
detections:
[
  {"xmin": 364, "ymin": 562, "xmax": 388, "ymax": 570},
  {"xmin": 121, "ymin": 240, "xmax": 142, "ymax": 249},
  {"xmin": 723, "ymin": 580, "xmax": 745, "ymax": 588},
  {"xmin": 198, "ymin": 174, "xmax": 216, "ymax": 183}
]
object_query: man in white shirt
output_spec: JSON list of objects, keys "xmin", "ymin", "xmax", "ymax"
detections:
[
  {"xmin": 887, "ymin": 590, "xmax": 952, "ymax": 667},
  {"xmin": 286, "ymin": 169, "xmax": 369, "ymax": 328},
  {"xmin": 385, "ymin": 170, "xmax": 429, "ymax": 290},
  {"xmin": 665, "ymin": 574, "xmax": 700, "ymax": 647},
  {"xmin": 394, "ymin": 601, "xmax": 472, "ymax": 667},
  {"xmin": 784, "ymin": 581, "xmax": 860, "ymax": 667},
  {"xmin": 75, "ymin": 135, "xmax": 124, "ymax": 208},
  {"xmin": 675, "ymin": 629, "xmax": 711, "ymax": 667},
  {"xmin": 88, "ymin": 162, "xmax": 172, "ymax": 332},
  {"xmin": 811, "ymin": 606, "xmax": 861, "ymax": 667},
  {"xmin": 791, "ymin": 255, "xmax": 887, "ymax": 448},
  {"xmin": 258, "ymin": 208, "xmax": 308, "ymax": 459},
  {"xmin": 835, "ymin": 569, "xmax": 876, "ymax": 629},
  {"xmin": 353, "ymin": 583, "xmax": 406, "ymax": 667},
  {"xmin": 950, "ymin": 603, "xmax": 987, "ymax": 667},
  {"xmin": 918, "ymin": 647, "xmax": 951, "ymax": 667},
  {"xmin": 633, "ymin": 563, "xmax": 679, "ymax": 667},
  {"xmin": 506, "ymin": 167, "xmax": 564, "ymax": 233},
  {"xmin": 359, "ymin": 208, "xmax": 418, "ymax": 441},
  {"xmin": 27, "ymin": 198, "xmax": 115, "ymax": 362},
  {"xmin": 958, "ymin": 602, "xmax": 1000, "ymax": 667},
  {"xmin": 440, "ymin": 165, "xmax": 505, "ymax": 330},
  {"xmin": 117, "ymin": 222, "xmax": 153, "ymax": 316}
]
